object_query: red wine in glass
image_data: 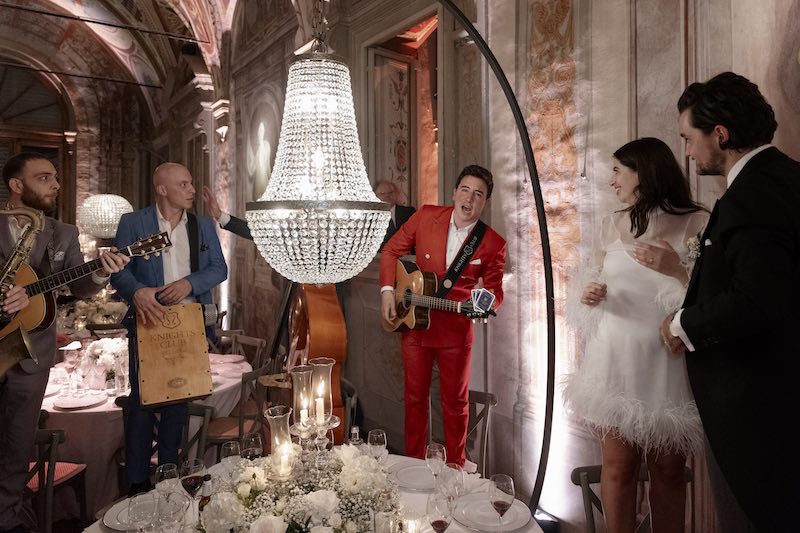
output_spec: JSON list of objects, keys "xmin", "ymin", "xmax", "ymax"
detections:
[
  {"xmin": 492, "ymin": 500, "xmax": 512, "ymax": 517},
  {"xmin": 430, "ymin": 519, "xmax": 450, "ymax": 533},
  {"xmin": 181, "ymin": 475, "xmax": 204, "ymax": 497}
]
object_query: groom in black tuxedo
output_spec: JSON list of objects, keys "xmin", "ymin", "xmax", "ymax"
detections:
[{"xmin": 661, "ymin": 72, "xmax": 800, "ymax": 532}]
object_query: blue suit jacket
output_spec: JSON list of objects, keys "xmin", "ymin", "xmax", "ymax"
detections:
[{"xmin": 111, "ymin": 205, "xmax": 228, "ymax": 324}]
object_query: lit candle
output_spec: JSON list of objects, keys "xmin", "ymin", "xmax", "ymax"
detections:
[
  {"xmin": 315, "ymin": 380, "xmax": 326, "ymax": 424},
  {"xmin": 300, "ymin": 397, "xmax": 309, "ymax": 424},
  {"xmin": 279, "ymin": 443, "xmax": 290, "ymax": 476}
]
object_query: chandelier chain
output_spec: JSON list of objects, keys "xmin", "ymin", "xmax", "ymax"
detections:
[{"xmin": 311, "ymin": 0, "xmax": 330, "ymax": 53}]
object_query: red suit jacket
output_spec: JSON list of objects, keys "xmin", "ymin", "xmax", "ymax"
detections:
[{"xmin": 379, "ymin": 205, "xmax": 506, "ymax": 347}]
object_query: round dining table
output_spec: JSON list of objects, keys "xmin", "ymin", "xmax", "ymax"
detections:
[
  {"xmin": 83, "ymin": 454, "xmax": 543, "ymax": 533},
  {"xmin": 41, "ymin": 353, "xmax": 252, "ymax": 521}
]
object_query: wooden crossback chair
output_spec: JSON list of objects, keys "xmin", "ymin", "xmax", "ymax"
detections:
[
  {"xmin": 114, "ymin": 396, "xmax": 214, "ymax": 489},
  {"xmin": 465, "ymin": 390, "xmax": 497, "ymax": 477},
  {"xmin": 231, "ymin": 333, "xmax": 268, "ymax": 369},
  {"xmin": 27, "ymin": 411, "xmax": 88, "ymax": 533},
  {"xmin": 570, "ymin": 463, "xmax": 694, "ymax": 533},
  {"xmin": 205, "ymin": 368, "xmax": 291, "ymax": 459}
]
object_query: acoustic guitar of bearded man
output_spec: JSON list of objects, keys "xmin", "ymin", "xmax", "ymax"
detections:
[{"xmin": 0, "ymin": 232, "xmax": 172, "ymax": 341}]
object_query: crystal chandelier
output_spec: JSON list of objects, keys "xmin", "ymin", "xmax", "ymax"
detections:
[
  {"xmin": 77, "ymin": 194, "xmax": 133, "ymax": 239},
  {"xmin": 245, "ymin": 1, "xmax": 389, "ymax": 284}
]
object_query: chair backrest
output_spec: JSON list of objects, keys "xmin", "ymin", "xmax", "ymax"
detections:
[
  {"xmin": 27, "ymin": 425, "xmax": 66, "ymax": 533},
  {"xmin": 570, "ymin": 463, "xmax": 693, "ymax": 533},
  {"xmin": 180, "ymin": 403, "xmax": 214, "ymax": 464},
  {"xmin": 465, "ymin": 389, "xmax": 497, "ymax": 477},
  {"xmin": 238, "ymin": 367, "xmax": 291, "ymax": 448},
  {"xmin": 232, "ymin": 333, "xmax": 268, "ymax": 369},
  {"xmin": 340, "ymin": 377, "xmax": 358, "ymax": 439}
]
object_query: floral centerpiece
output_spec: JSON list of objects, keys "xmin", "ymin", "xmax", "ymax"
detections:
[
  {"xmin": 85, "ymin": 337, "xmax": 128, "ymax": 381},
  {"xmin": 201, "ymin": 444, "xmax": 400, "ymax": 533}
]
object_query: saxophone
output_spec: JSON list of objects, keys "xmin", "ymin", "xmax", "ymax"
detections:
[{"xmin": 0, "ymin": 206, "xmax": 44, "ymax": 378}]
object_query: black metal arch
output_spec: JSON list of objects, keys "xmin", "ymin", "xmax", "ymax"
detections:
[{"xmin": 437, "ymin": 0, "xmax": 555, "ymax": 512}]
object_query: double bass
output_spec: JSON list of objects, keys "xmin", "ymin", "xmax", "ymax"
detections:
[{"xmin": 288, "ymin": 283, "xmax": 347, "ymax": 443}]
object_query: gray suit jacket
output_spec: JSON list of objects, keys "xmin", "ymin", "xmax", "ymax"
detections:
[{"xmin": 0, "ymin": 215, "xmax": 104, "ymax": 374}]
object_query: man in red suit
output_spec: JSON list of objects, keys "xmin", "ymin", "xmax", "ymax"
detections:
[{"xmin": 380, "ymin": 165, "xmax": 506, "ymax": 466}]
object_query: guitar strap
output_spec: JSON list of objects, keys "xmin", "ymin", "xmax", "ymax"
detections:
[
  {"xmin": 435, "ymin": 220, "xmax": 487, "ymax": 298},
  {"xmin": 187, "ymin": 212, "xmax": 200, "ymax": 273}
]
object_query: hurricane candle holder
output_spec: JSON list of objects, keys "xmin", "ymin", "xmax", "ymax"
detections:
[
  {"xmin": 266, "ymin": 405, "xmax": 295, "ymax": 478},
  {"xmin": 309, "ymin": 357, "xmax": 335, "ymax": 425}
]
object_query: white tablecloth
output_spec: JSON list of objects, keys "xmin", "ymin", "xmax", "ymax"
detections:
[
  {"xmin": 42, "ymin": 354, "xmax": 251, "ymax": 520},
  {"xmin": 83, "ymin": 454, "xmax": 543, "ymax": 533}
]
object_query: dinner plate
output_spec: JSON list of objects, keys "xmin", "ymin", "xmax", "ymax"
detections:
[
  {"xmin": 52, "ymin": 394, "xmax": 108, "ymax": 410},
  {"xmin": 43, "ymin": 384, "xmax": 61, "ymax": 398},
  {"xmin": 102, "ymin": 496, "xmax": 134, "ymax": 531},
  {"xmin": 388, "ymin": 461, "xmax": 435, "ymax": 491},
  {"xmin": 454, "ymin": 492, "xmax": 531, "ymax": 532},
  {"xmin": 209, "ymin": 353, "xmax": 246, "ymax": 364}
]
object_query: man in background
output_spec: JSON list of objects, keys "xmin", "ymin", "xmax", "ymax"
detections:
[
  {"xmin": 0, "ymin": 152, "xmax": 128, "ymax": 532},
  {"xmin": 112, "ymin": 163, "xmax": 227, "ymax": 495}
]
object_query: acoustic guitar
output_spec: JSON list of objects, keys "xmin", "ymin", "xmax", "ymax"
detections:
[
  {"xmin": 0, "ymin": 232, "xmax": 172, "ymax": 342},
  {"xmin": 383, "ymin": 259, "xmax": 496, "ymax": 332}
]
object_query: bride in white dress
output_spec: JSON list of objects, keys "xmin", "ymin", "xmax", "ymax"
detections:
[{"xmin": 565, "ymin": 138, "xmax": 708, "ymax": 533}]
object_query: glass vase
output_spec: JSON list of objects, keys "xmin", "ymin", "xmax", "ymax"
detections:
[
  {"xmin": 309, "ymin": 357, "xmax": 335, "ymax": 426},
  {"xmin": 289, "ymin": 365, "xmax": 313, "ymax": 430},
  {"xmin": 265, "ymin": 405, "xmax": 295, "ymax": 478}
]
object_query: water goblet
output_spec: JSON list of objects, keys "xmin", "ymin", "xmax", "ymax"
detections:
[
  {"xmin": 220, "ymin": 440, "xmax": 241, "ymax": 464},
  {"xmin": 240, "ymin": 432, "xmax": 263, "ymax": 461},
  {"xmin": 425, "ymin": 443, "xmax": 446, "ymax": 487},
  {"xmin": 180, "ymin": 459, "xmax": 206, "ymax": 500},
  {"xmin": 427, "ymin": 491, "xmax": 452, "ymax": 533},
  {"xmin": 367, "ymin": 429, "xmax": 388, "ymax": 464},
  {"xmin": 441, "ymin": 462, "xmax": 465, "ymax": 502},
  {"xmin": 62, "ymin": 349, "xmax": 80, "ymax": 395},
  {"xmin": 127, "ymin": 492, "xmax": 156, "ymax": 533},
  {"xmin": 156, "ymin": 490, "xmax": 191, "ymax": 533},
  {"xmin": 154, "ymin": 463, "xmax": 180, "ymax": 497},
  {"xmin": 489, "ymin": 474, "xmax": 515, "ymax": 533}
]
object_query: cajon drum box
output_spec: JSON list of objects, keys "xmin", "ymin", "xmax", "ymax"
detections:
[{"xmin": 136, "ymin": 303, "xmax": 212, "ymax": 406}]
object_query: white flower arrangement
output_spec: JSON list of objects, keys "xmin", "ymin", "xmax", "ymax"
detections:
[
  {"xmin": 85, "ymin": 337, "xmax": 128, "ymax": 380},
  {"xmin": 200, "ymin": 445, "xmax": 400, "ymax": 533}
]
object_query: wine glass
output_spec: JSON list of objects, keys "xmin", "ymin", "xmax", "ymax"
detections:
[
  {"xmin": 154, "ymin": 463, "xmax": 180, "ymax": 497},
  {"xmin": 240, "ymin": 433, "xmax": 263, "ymax": 461},
  {"xmin": 441, "ymin": 462, "xmax": 465, "ymax": 502},
  {"xmin": 127, "ymin": 492, "xmax": 156, "ymax": 533},
  {"xmin": 367, "ymin": 429, "xmax": 388, "ymax": 464},
  {"xmin": 489, "ymin": 474, "xmax": 515, "ymax": 533},
  {"xmin": 62, "ymin": 349, "xmax": 80, "ymax": 396},
  {"xmin": 155, "ymin": 490, "xmax": 191, "ymax": 533},
  {"xmin": 220, "ymin": 440, "xmax": 241, "ymax": 464},
  {"xmin": 425, "ymin": 443, "xmax": 446, "ymax": 487},
  {"xmin": 180, "ymin": 459, "xmax": 206, "ymax": 501},
  {"xmin": 427, "ymin": 491, "xmax": 452, "ymax": 533}
]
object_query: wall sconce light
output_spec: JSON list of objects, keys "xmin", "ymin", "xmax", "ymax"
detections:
[{"xmin": 215, "ymin": 125, "xmax": 229, "ymax": 143}]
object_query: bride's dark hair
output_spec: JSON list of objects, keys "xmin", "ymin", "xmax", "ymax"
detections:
[{"xmin": 614, "ymin": 137, "xmax": 705, "ymax": 237}]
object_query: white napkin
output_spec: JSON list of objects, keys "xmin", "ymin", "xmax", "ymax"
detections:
[{"xmin": 463, "ymin": 473, "xmax": 491, "ymax": 494}]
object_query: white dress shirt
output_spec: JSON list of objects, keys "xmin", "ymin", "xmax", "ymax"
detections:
[
  {"xmin": 670, "ymin": 144, "xmax": 773, "ymax": 350},
  {"xmin": 156, "ymin": 205, "xmax": 195, "ymax": 303}
]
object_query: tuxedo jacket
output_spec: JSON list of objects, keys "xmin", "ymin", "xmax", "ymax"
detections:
[
  {"xmin": 681, "ymin": 147, "xmax": 800, "ymax": 531},
  {"xmin": 111, "ymin": 206, "xmax": 228, "ymax": 328},
  {"xmin": 380, "ymin": 204, "xmax": 416, "ymax": 250},
  {"xmin": 380, "ymin": 205, "xmax": 506, "ymax": 347},
  {"xmin": 0, "ymin": 215, "xmax": 103, "ymax": 373}
]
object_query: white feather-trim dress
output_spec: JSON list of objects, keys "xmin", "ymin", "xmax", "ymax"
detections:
[{"xmin": 564, "ymin": 209, "xmax": 709, "ymax": 457}]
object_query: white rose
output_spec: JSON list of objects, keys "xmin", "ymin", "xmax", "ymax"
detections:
[
  {"xmin": 236, "ymin": 482, "xmax": 252, "ymax": 498},
  {"xmin": 250, "ymin": 515, "xmax": 288, "ymax": 533},
  {"xmin": 333, "ymin": 444, "xmax": 361, "ymax": 466},
  {"xmin": 328, "ymin": 513, "xmax": 342, "ymax": 528},
  {"xmin": 305, "ymin": 489, "xmax": 339, "ymax": 516}
]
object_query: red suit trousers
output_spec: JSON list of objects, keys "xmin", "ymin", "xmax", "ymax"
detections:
[{"xmin": 402, "ymin": 334, "xmax": 472, "ymax": 466}]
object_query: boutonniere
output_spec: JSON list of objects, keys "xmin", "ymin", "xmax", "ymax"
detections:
[{"xmin": 686, "ymin": 233, "xmax": 701, "ymax": 260}]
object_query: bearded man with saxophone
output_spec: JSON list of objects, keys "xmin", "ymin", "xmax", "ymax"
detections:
[{"xmin": 0, "ymin": 153, "xmax": 128, "ymax": 533}]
